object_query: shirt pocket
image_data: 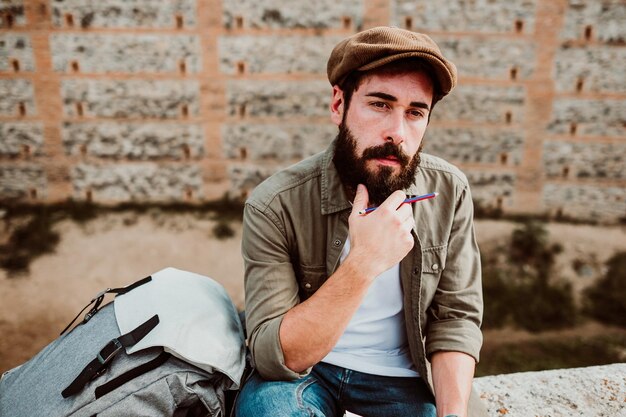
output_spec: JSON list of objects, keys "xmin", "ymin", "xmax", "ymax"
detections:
[
  {"xmin": 422, "ymin": 245, "xmax": 447, "ymax": 275},
  {"xmin": 296, "ymin": 264, "xmax": 327, "ymax": 301},
  {"xmin": 420, "ymin": 246, "xmax": 448, "ymax": 327}
]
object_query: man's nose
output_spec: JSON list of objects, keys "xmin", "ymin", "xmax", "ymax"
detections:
[{"xmin": 383, "ymin": 110, "xmax": 406, "ymax": 145}]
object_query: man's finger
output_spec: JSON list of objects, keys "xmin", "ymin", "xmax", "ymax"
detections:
[
  {"xmin": 397, "ymin": 203, "xmax": 413, "ymax": 220},
  {"xmin": 351, "ymin": 184, "xmax": 369, "ymax": 214},
  {"xmin": 378, "ymin": 190, "xmax": 407, "ymax": 212},
  {"xmin": 402, "ymin": 215, "xmax": 416, "ymax": 232}
]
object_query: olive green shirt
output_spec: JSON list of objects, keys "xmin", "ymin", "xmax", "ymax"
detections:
[{"xmin": 242, "ymin": 141, "xmax": 485, "ymax": 413}]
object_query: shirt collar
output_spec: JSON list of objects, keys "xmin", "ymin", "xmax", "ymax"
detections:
[
  {"xmin": 320, "ymin": 139, "xmax": 422, "ymax": 215},
  {"xmin": 321, "ymin": 139, "xmax": 352, "ymax": 215}
]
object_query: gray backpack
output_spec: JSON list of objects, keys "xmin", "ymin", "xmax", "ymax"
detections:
[{"xmin": 0, "ymin": 269, "xmax": 246, "ymax": 417}]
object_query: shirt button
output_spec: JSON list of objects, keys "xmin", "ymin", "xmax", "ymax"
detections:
[
  {"xmin": 333, "ymin": 239, "xmax": 342, "ymax": 247},
  {"xmin": 413, "ymin": 267, "xmax": 419, "ymax": 274},
  {"xmin": 432, "ymin": 263, "xmax": 439, "ymax": 271},
  {"xmin": 304, "ymin": 283, "xmax": 312, "ymax": 289}
]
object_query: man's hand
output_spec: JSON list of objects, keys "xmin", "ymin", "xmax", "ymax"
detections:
[
  {"xmin": 345, "ymin": 184, "xmax": 415, "ymax": 280},
  {"xmin": 278, "ymin": 184, "xmax": 415, "ymax": 373}
]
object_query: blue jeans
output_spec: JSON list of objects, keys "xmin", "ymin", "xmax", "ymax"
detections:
[{"xmin": 235, "ymin": 362, "xmax": 436, "ymax": 417}]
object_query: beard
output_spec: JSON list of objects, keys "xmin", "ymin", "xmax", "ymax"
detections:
[{"xmin": 332, "ymin": 123, "xmax": 423, "ymax": 206}]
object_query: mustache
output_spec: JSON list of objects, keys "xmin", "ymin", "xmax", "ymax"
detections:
[{"xmin": 361, "ymin": 142, "xmax": 411, "ymax": 166}]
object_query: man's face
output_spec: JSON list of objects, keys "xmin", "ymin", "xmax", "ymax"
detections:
[{"xmin": 331, "ymin": 71, "xmax": 434, "ymax": 205}]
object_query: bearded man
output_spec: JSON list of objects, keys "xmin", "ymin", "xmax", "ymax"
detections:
[{"xmin": 235, "ymin": 27, "xmax": 486, "ymax": 417}]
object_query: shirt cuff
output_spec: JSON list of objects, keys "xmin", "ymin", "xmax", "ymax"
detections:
[
  {"xmin": 426, "ymin": 319, "xmax": 483, "ymax": 363},
  {"xmin": 251, "ymin": 315, "xmax": 312, "ymax": 381}
]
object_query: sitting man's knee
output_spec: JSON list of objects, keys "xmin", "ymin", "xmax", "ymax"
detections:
[
  {"xmin": 236, "ymin": 374, "xmax": 301, "ymax": 416},
  {"xmin": 235, "ymin": 373, "xmax": 332, "ymax": 417}
]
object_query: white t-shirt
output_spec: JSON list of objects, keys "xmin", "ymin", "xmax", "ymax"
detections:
[{"xmin": 322, "ymin": 238, "xmax": 419, "ymax": 377}]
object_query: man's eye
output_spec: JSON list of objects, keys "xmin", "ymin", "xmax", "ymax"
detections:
[
  {"xmin": 371, "ymin": 101, "xmax": 388, "ymax": 109},
  {"xmin": 408, "ymin": 110, "xmax": 424, "ymax": 118}
]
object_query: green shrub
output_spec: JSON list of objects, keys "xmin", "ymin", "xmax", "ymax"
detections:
[
  {"xmin": 481, "ymin": 220, "xmax": 577, "ymax": 331},
  {"xmin": 0, "ymin": 208, "xmax": 60, "ymax": 275},
  {"xmin": 477, "ymin": 331, "xmax": 626, "ymax": 376},
  {"xmin": 473, "ymin": 201, "xmax": 503, "ymax": 219},
  {"xmin": 481, "ymin": 260, "xmax": 515, "ymax": 329},
  {"xmin": 584, "ymin": 251, "xmax": 626, "ymax": 327},
  {"xmin": 510, "ymin": 220, "xmax": 548, "ymax": 263},
  {"xmin": 212, "ymin": 220, "xmax": 235, "ymax": 240},
  {"xmin": 509, "ymin": 220, "xmax": 563, "ymax": 283},
  {"xmin": 510, "ymin": 279, "xmax": 577, "ymax": 332}
]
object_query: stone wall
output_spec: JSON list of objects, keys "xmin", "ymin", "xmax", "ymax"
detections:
[
  {"xmin": 547, "ymin": 98, "xmax": 625, "ymax": 137},
  {"xmin": 0, "ymin": 0, "xmax": 624, "ymax": 222},
  {"xmin": 62, "ymin": 122, "xmax": 205, "ymax": 160},
  {"xmin": 465, "ymin": 171, "xmax": 516, "ymax": 209},
  {"xmin": 50, "ymin": 34, "xmax": 202, "ymax": 74},
  {"xmin": 543, "ymin": 141, "xmax": 625, "ymax": 180},
  {"xmin": 71, "ymin": 163, "xmax": 202, "ymax": 201},
  {"xmin": 219, "ymin": 35, "xmax": 340, "ymax": 75},
  {"xmin": 50, "ymin": 0, "xmax": 197, "ymax": 29},
  {"xmin": 426, "ymin": 128, "xmax": 525, "ymax": 166},
  {"xmin": 0, "ymin": 34, "xmax": 34, "ymax": 72},
  {"xmin": 392, "ymin": 0, "xmax": 538, "ymax": 34},
  {"xmin": 61, "ymin": 80, "xmax": 201, "ymax": 119},
  {"xmin": 226, "ymin": 80, "xmax": 329, "ymax": 118},
  {"xmin": 475, "ymin": 363, "xmax": 626, "ymax": 417},
  {"xmin": 0, "ymin": 122, "xmax": 44, "ymax": 157},
  {"xmin": 432, "ymin": 85, "xmax": 526, "ymax": 124},
  {"xmin": 542, "ymin": 183, "xmax": 626, "ymax": 221},
  {"xmin": 227, "ymin": 164, "xmax": 276, "ymax": 200},
  {"xmin": 221, "ymin": 123, "xmax": 335, "ymax": 162},
  {"xmin": 560, "ymin": 0, "xmax": 625, "ymax": 43},
  {"xmin": 0, "ymin": 165, "xmax": 46, "ymax": 199},
  {"xmin": 222, "ymin": 0, "xmax": 364, "ymax": 30},
  {"xmin": 434, "ymin": 37, "xmax": 536, "ymax": 80},
  {"xmin": 554, "ymin": 46, "xmax": 626, "ymax": 93},
  {"xmin": 0, "ymin": 0, "xmax": 25, "ymax": 29},
  {"xmin": 0, "ymin": 79, "xmax": 35, "ymax": 116}
]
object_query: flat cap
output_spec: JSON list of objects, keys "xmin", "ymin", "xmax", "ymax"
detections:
[{"xmin": 327, "ymin": 26, "xmax": 457, "ymax": 96}]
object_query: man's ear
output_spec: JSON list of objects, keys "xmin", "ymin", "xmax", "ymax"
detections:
[{"xmin": 330, "ymin": 85, "xmax": 344, "ymax": 126}]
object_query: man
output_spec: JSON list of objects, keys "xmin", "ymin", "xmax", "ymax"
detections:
[{"xmin": 236, "ymin": 27, "xmax": 486, "ymax": 417}]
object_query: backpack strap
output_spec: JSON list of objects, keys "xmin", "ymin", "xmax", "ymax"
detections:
[
  {"xmin": 61, "ymin": 314, "xmax": 159, "ymax": 398},
  {"xmin": 60, "ymin": 276, "xmax": 153, "ymax": 336},
  {"xmin": 94, "ymin": 351, "xmax": 171, "ymax": 399}
]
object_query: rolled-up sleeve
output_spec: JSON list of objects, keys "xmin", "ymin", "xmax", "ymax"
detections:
[
  {"xmin": 425, "ymin": 184, "xmax": 483, "ymax": 363},
  {"xmin": 242, "ymin": 202, "xmax": 310, "ymax": 380}
]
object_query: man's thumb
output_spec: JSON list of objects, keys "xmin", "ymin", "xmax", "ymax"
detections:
[{"xmin": 352, "ymin": 184, "xmax": 369, "ymax": 212}]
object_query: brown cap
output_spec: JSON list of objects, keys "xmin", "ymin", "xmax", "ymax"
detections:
[{"xmin": 327, "ymin": 26, "xmax": 457, "ymax": 96}]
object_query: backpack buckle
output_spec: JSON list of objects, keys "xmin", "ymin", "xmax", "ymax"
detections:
[{"xmin": 97, "ymin": 338, "xmax": 123, "ymax": 366}]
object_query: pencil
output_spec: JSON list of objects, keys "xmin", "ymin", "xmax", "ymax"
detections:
[{"xmin": 358, "ymin": 192, "xmax": 438, "ymax": 215}]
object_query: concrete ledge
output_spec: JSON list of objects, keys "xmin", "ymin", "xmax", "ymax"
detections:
[{"xmin": 474, "ymin": 364, "xmax": 626, "ymax": 416}]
